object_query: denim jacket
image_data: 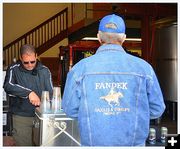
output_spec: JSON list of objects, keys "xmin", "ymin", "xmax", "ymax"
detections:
[{"xmin": 62, "ymin": 44, "xmax": 165, "ymax": 146}]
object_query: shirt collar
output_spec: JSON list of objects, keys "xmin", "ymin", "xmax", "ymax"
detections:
[{"xmin": 96, "ymin": 44, "xmax": 126, "ymax": 54}]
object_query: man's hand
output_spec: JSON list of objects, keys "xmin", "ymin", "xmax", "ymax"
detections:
[{"xmin": 29, "ymin": 91, "xmax": 41, "ymax": 106}]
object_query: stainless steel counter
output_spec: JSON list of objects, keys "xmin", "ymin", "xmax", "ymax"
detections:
[{"xmin": 33, "ymin": 108, "xmax": 80, "ymax": 146}]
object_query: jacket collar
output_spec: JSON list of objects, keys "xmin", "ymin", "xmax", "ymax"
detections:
[{"xmin": 96, "ymin": 44, "xmax": 126, "ymax": 54}]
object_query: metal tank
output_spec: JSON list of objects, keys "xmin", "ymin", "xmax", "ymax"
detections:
[
  {"xmin": 155, "ymin": 21, "xmax": 177, "ymax": 102},
  {"xmin": 154, "ymin": 19, "xmax": 177, "ymax": 120}
]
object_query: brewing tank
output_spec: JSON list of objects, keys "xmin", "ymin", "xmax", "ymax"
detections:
[{"xmin": 155, "ymin": 21, "xmax": 177, "ymax": 102}]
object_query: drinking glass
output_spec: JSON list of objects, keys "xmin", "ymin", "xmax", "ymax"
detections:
[
  {"xmin": 40, "ymin": 91, "xmax": 51, "ymax": 113},
  {"xmin": 52, "ymin": 87, "xmax": 61, "ymax": 113}
]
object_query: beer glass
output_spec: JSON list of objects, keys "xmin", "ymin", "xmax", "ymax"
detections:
[
  {"xmin": 40, "ymin": 91, "xmax": 51, "ymax": 113},
  {"xmin": 52, "ymin": 87, "xmax": 62, "ymax": 113}
]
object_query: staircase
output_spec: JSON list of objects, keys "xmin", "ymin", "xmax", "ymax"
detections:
[{"xmin": 3, "ymin": 8, "xmax": 68, "ymax": 67}]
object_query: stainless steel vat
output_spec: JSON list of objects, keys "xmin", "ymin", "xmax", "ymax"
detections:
[{"xmin": 155, "ymin": 22, "xmax": 177, "ymax": 102}]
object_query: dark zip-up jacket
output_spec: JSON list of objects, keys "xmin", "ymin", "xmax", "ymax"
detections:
[{"xmin": 3, "ymin": 60, "xmax": 53, "ymax": 117}]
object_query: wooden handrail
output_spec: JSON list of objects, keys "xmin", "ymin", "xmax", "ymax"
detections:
[{"xmin": 3, "ymin": 8, "xmax": 68, "ymax": 67}]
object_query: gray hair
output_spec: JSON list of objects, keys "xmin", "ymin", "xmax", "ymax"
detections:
[
  {"xmin": 20, "ymin": 44, "xmax": 36, "ymax": 56},
  {"xmin": 98, "ymin": 31, "xmax": 126, "ymax": 45}
]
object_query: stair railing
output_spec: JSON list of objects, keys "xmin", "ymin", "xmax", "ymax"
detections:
[{"xmin": 3, "ymin": 7, "xmax": 68, "ymax": 67}]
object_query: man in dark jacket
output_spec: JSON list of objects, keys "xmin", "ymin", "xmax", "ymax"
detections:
[{"xmin": 3, "ymin": 44, "xmax": 53, "ymax": 146}]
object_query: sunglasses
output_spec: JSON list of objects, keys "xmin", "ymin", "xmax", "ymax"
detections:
[{"xmin": 23, "ymin": 60, "xmax": 36, "ymax": 65}]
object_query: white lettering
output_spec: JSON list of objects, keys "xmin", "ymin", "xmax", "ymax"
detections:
[
  {"xmin": 95, "ymin": 83, "xmax": 100, "ymax": 89},
  {"xmin": 95, "ymin": 82, "xmax": 128, "ymax": 90},
  {"xmin": 95, "ymin": 107, "xmax": 130, "ymax": 115}
]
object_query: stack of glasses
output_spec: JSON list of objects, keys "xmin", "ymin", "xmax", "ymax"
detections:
[{"xmin": 40, "ymin": 87, "xmax": 62, "ymax": 114}]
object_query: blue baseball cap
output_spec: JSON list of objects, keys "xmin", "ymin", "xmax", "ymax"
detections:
[{"xmin": 98, "ymin": 14, "xmax": 126, "ymax": 33}]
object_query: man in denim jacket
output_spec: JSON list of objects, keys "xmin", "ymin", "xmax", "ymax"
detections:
[{"xmin": 62, "ymin": 14, "xmax": 165, "ymax": 146}]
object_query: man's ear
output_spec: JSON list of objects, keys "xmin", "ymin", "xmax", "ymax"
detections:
[
  {"xmin": 121, "ymin": 34, "xmax": 126, "ymax": 44},
  {"xmin": 97, "ymin": 33, "xmax": 102, "ymax": 44}
]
